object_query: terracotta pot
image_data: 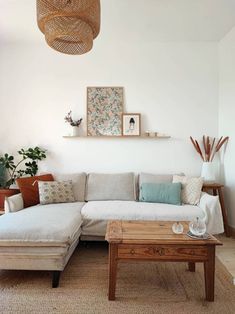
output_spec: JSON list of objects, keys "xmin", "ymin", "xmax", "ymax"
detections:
[{"xmin": 0, "ymin": 189, "xmax": 20, "ymax": 210}]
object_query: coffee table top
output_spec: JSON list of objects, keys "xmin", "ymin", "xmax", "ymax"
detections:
[{"xmin": 105, "ymin": 220, "xmax": 222, "ymax": 246}]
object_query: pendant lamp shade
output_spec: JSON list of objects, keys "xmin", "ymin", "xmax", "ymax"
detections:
[{"xmin": 37, "ymin": 0, "xmax": 100, "ymax": 55}]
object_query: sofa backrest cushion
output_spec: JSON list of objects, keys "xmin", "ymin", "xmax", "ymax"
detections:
[
  {"xmin": 139, "ymin": 173, "xmax": 174, "ymax": 186},
  {"xmin": 86, "ymin": 173, "xmax": 136, "ymax": 201},
  {"xmin": 139, "ymin": 182, "xmax": 182, "ymax": 205},
  {"xmin": 54, "ymin": 173, "xmax": 86, "ymax": 202},
  {"xmin": 16, "ymin": 174, "xmax": 54, "ymax": 208}
]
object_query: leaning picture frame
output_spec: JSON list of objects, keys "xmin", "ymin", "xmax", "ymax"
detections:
[
  {"xmin": 122, "ymin": 113, "xmax": 141, "ymax": 136},
  {"xmin": 87, "ymin": 87, "xmax": 124, "ymax": 136}
]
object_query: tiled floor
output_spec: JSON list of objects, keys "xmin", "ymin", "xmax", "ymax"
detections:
[{"xmin": 216, "ymin": 235, "xmax": 235, "ymax": 285}]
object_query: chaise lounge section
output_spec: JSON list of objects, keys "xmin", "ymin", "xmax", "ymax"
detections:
[{"xmin": 0, "ymin": 202, "xmax": 84, "ymax": 287}]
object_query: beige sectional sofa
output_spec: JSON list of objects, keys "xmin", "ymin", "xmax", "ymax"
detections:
[{"xmin": 0, "ymin": 172, "xmax": 224, "ymax": 287}]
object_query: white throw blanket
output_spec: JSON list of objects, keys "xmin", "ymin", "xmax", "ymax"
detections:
[{"xmin": 199, "ymin": 192, "xmax": 224, "ymax": 234}]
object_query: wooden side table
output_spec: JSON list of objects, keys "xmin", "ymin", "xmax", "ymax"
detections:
[{"xmin": 202, "ymin": 183, "xmax": 230, "ymax": 237}]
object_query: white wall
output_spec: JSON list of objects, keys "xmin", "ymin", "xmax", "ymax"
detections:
[
  {"xmin": 0, "ymin": 40, "xmax": 218, "ymax": 176},
  {"xmin": 0, "ymin": 40, "xmax": 219, "ymax": 176},
  {"xmin": 219, "ymin": 26, "xmax": 235, "ymax": 228}
]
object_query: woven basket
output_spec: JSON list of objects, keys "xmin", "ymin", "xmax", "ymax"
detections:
[{"xmin": 37, "ymin": 0, "xmax": 100, "ymax": 55}]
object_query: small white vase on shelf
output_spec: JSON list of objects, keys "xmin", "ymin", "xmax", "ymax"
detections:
[
  {"xmin": 201, "ymin": 162, "xmax": 216, "ymax": 182},
  {"xmin": 67, "ymin": 126, "xmax": 79, "ymax": 137}
]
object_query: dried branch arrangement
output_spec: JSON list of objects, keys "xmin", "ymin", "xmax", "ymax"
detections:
[
  {"xmin": 64, "ymin": 111, "xmax": 82, "ymax": 127},
  {"xmin": 190, "ymin": 135, "xmax": 229, "ymax": 162}
]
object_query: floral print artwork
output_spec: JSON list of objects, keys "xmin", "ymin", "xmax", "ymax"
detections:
[{"xmin": 87, "ymin": 87, "xmax": 123, "ymax": 136}]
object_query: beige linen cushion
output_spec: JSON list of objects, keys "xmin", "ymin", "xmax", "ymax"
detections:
[
  {"xmin": 173, "ymin": 175, "xmax": 203, "ymax": 205},
  {"xmin": 38, "ymin": 181, "xmax": 75, "ymax": 205},
  {"xmin": 54, "ymin": 173, "xmax": 86, "ymax": 202},
  {"xmin": 86, "ymin": 173, "xmax": 136, "ymax": 201}
]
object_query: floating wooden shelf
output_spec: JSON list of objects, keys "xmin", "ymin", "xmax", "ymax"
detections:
[{"xmin": 63, "ymin": 135, "xmax": 171, "ymax": 139}]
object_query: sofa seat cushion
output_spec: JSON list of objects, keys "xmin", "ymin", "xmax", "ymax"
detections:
[
  {"xmin": 81, "ymin": 200, "xmax": 205, "ymax": 221},
  {"xmin": 0, "ymin": 202, "xmax": 84, "ymax": 245},
  {"xmin": 81, "ymin": 201, "xmax": 206, "ymax": 236}
]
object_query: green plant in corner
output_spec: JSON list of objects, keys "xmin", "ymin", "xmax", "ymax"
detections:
[
  {"xmin": 0, "ymin": 163, "xmax": 5, "ymax": 188},
  {"xmin": 0, "ymin": 147, "xmax": 47, "ymax": 189}
]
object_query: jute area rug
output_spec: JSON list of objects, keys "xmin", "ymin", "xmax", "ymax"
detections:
[{"xmin": 0, "ymin": 242, "xmax": 235, "ymax": 314}]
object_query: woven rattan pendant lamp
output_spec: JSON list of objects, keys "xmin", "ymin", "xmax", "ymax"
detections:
[{"xmin": 37, "ymin": 0, "xmax": 100, "ymax": 55}]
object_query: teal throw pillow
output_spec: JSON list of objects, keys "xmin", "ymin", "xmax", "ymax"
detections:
[{"xmin": 139, "ymin": 182, "xmax": 182, "ymax": 205}]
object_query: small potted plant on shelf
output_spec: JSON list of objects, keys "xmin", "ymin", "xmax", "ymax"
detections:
[
  {"xmin": 64, "ymin": 111, "xmax": 83, "ymax": 136},
  {"xmin": 0, "ymin": 146, "xmax": 47, "ymax": 209}
]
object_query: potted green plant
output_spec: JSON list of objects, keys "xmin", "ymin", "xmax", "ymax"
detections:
[{"xmin": 0, "ymin": 147, "xmax": 46, "ymax": 209}]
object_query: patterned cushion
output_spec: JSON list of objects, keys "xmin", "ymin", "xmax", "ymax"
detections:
[
  {"xmin": 173, "ymin": 175, "xmax": 203, "ymax": 205},
  {"xmin": 38, "ymin": 181, "xmax": 75, "ymax": 205}
]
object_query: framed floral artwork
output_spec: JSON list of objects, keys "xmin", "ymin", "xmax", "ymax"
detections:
[
  {"xmin": 122, "ymin": 113, "xmax": 141, "ymax": 136},
  {"xmin": 87, "ymin": 87, "xmax": 124, "ymax": 136}
]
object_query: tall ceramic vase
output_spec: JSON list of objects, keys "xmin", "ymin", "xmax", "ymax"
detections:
[{"xmin": 201, "ymin": 162, "xmax": 216, "ymax": 182}]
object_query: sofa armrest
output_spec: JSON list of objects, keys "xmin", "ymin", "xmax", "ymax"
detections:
[
  {"xmin": 4, "ymin": 193, "xmax": 24, "ymax": 213},
  {"xmin": 199, "ymin": 192, "xmax": 224, "ymax": 234}
]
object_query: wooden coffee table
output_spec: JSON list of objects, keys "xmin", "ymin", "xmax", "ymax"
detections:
[{"xmin": 105, "ymin": 220, "xmax": 222, "ymax": 302}]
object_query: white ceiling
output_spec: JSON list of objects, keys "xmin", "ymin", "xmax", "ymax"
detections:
[{"xmin": 1, "ymin": 0, "xmax": 235, "ymax": 43}]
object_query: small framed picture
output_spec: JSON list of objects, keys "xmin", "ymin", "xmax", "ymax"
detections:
[{"xmin": 122, "ymin": 113, "xmax": 141, "ymax": 136}]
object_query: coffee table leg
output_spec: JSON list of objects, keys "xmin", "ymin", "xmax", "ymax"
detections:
[
  {"xmin": 108, "ymin": 243, "xmax": 118, "ymax": 301},
  {"xmin": 204, "ymin": 246, "xmax": 215, "ymax": 302},
  {"xmin": 188, "ymin": 262, "xmax": 195, "ymax": 272}
]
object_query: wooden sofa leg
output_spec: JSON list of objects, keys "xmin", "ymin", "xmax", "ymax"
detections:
[{"xmin": 52, "ymin": 271, "xmax": 61, "ymax": 288}]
